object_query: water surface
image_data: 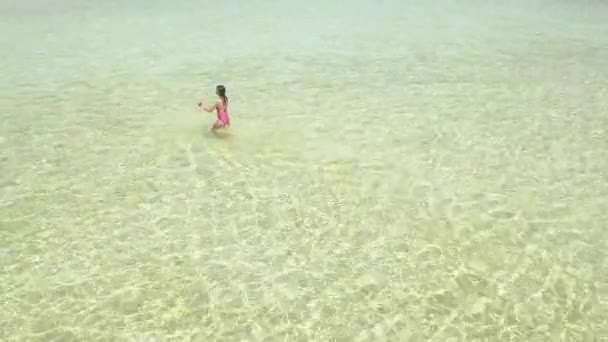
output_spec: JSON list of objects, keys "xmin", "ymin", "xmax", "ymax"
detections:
[{"xmin": 1, "ymin": 0, "xmax": 607, "ymax": 340}]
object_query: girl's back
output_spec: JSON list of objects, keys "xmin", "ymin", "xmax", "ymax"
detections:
[{"xmin": 215, "ymin": 85, "xmax": 230, "ymax": 126}]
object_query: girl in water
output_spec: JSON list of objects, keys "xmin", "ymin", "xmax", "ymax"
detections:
[{"xmin": 198, "ymin": 85, "xmax": 230, "ymax": 130}]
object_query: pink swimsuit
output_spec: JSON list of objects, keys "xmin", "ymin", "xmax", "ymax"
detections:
[{"xmin": 217, "ymin": 106, "xmax": 230, "ymax": 125}]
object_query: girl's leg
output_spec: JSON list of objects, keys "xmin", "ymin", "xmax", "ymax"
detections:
[{"xmin": 212, "ymin": 120, "xmax": 230, "ymax": 130}]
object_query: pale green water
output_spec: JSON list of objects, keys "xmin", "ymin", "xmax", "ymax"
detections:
[{"xmin": 1, "ymin": 0, "xmax": 607, "ymax": 340}]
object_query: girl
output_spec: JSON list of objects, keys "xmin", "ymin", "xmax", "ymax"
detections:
[{"xmin": 198, "ymin": 85, "xmax": 230, "ymax": 130}]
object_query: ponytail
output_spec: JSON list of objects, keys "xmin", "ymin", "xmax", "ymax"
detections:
[{"xmin": 216, "ymin": 85, "xmax": 228, "ymax": 106}]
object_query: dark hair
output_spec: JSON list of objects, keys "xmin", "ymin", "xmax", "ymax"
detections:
[{"xmin": 216, "ymin": 85, "xmax": 228, "ymax": 105}]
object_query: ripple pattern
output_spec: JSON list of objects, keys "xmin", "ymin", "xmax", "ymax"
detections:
[{"xmin": 1, "ymin": 0, "xmax": 608, "ymax": 341}]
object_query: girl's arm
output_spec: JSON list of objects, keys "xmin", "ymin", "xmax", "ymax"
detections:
[{"xmin": 199, "ymin": 100, "xmax": 219, "ymax": 113}]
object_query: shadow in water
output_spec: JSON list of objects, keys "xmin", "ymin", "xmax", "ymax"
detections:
[{"xmin": 205, "ymin": 127, "xmax": 232, "ymax": 140}]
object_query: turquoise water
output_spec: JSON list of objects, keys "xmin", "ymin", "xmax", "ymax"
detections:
[{"xmin": 1, "ymin": 0, "xmax": 607, "ymax": 340}]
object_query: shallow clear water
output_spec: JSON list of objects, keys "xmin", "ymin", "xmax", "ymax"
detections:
[{"xmin": 1, "ymin": 0, "xmax": 607, "ymax": 340}]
